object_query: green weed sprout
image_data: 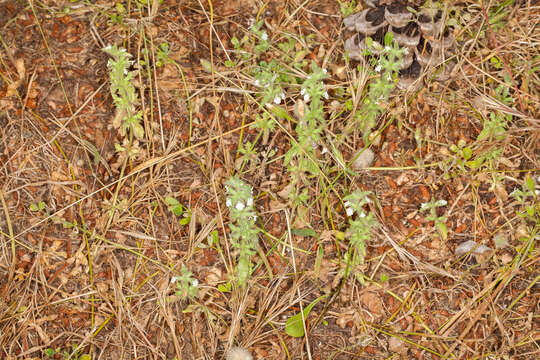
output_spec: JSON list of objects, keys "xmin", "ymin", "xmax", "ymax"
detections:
[
  {"xmin": 511, "ymin": 175, "xmax": 539, "ymax": 222},
  {"xmin": 103, "ymin": 44, "xmax": 144, "ymax": 140},
  {"xmin": 420, "ymin": 198, "xmax": 448, "ymax": 240},
  {"xmin": 172, "ymin": 266, "xmax": 199, "ymax": 300},
  {"xmin": 343, "ymin": 190, "xmax": 377, "ymax": 280},
  {"xmin": 165, "ymin": 196, "xmax": 192, "ymax": 225},
  {"xmin": 225, "ymin": 176, "xmax": 259, "ymax": 287}
]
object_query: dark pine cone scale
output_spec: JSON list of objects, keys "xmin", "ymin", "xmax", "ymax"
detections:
[{"xmin": 343, "ymin": 0, "xmax": 457, "ymax": 90}]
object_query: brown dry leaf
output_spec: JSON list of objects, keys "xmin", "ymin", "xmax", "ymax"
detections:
[
  {"xmin": 316, "ymin": 258, "xmax": 336, "ymax": 284},
  {"xmin": 293, "ymin": 205, "xmax": 310, "ymax": 228},
  {"xmin": 330, "ymin": 64, "xmax": 346, "ymax": 80},
  {"xmin": 277, "ymin": 182, "xmax": 294, "ymax": 200},
  {"xmin": 205, "ymin": 266, "xmax": 223, "ymax": 285},
  {"xmin": 6, "ymin": 58, "xmax": 25, "ymax": 97},
  {"xmin": 388, "ymin": 336, "xmax": 408, "ymax": 355},
  {"xmin": 500, "ymin": 252, "xmax": 513, "ymax": 265},
  {"xmin": 491, "ymin": 181, "xmax": 508, "ymax": 201},
  {"xmin": 336, "ymin": 309, "xmax": 355, "ymax": 329},
  {"xmin": 28, "ymin": 323, "xmax": 50, "ymax": 344},
  {"xmin": 360, "ymin": 292, "xmax": 384, "ymax": 316},
  {"xmin": 95, "ymin": 281, "xmax": 109, "ymax": 295},
  {"xmin": 156, "ymin": 79, "xmax": 183, "ymax": 91}
]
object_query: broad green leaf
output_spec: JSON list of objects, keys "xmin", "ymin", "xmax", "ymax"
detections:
[
  {"xmin": 285, "ymin": 294, "xmax": 327, "ymax": 337},
  {"xmin": 267, "ymin": 104, "xmax": 293, "ymax": 121},
  {"xmin": 437, "ymin": 222, "xmax": 448, "ymax": 241},
  {"xmin": 218, "ymin": 282, "xmax": 232, "ymax": 293},
  {"xmin": 525, "ymin": 175, "xmax": 535, "ymax": 192},
  {"xmin": 462, "ymin": 147, "xmax": 472, "ymax": 160},
  {"xmin": 200, "ymin": 59, "xmax": 213, "ymax": 73},
  {"xmin": 384, "ymin": 31, "xmax": 394, "ymax": 46}
]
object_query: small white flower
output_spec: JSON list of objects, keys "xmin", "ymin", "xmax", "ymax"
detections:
[
  {"xmin": 344, "ymin": 200, "xmax": 351, "ymax": 208},
  {"xmin": 191, "ymin": 279, "xmax": 199, "ymax": 287},
  {"xmin": 375, "ymin": 64, "xmax": 382, "ymax": 73},
  {"xmin": 124, "ymin": 68, "xmax": 128, "ymax": 75},
  {"xmin": 439, "ymin": 200, "xmax": 448, "ymax": 206},
  {"xmin": 322, "ymin": 68, "xmax": 327, "ymax": 74},
  {"xmin": 535, "ymin": 190, "xmax": 540, "ymax": 195},
  {"xmin": 420, "ymin": 202, "xmax": 427, "ymax": 210},
  {"xmin": 300, "ymin": 88, "xmax": 306, "ymax": 95},
  {"xmin": 403, "ymin": 47, "xmax": 409, "ymax": 55},
  {"xmin": 303, "ymin": 93, "xmax": 310, "ymax": 102},
  {"xmin": 321, "ymin": 147, "xmax": 328, "ymax": 155},
  {"xmin": 261, "ymin": 31, "xmax": 268, "ymax": 41},
  {"xmin": 365, "ymin": 197, "xmax": 372, "ymax": 203},
  {"xmin": 226, "ymin": 198, "xmax": 232, "ymax": 208},
  {"xmin": 385, "ymin": 45, "xmax": 391, "ymax": 51},
  {"xmin": 235, "ymin": 201, "xmax": 245, "ymax": 211},
  {"xmin": 253, "ymin": 215, "xmax": 257, "ymax": 221},
  {"xmin": 171, "ymin": 276, "xmax": 178, "ymax": 284},
  {"xmin": 346, "ymin": 207, "xmax": 354, "ymax": 217},
  {"xmin": 254, "ymin": 79, "xmax": 260, "ymax": 87},
  {"xmin": 273, "ymin": 95, "xmax": 282, "ymax": 104},
  {"xmin": 359, "ymin": 211, "xmax": 366, "ymax": 218},
  {"xmin": 246, "ymin": 197, "xmax": 253, "ymax": 207},
  {"xmin": 280, "ymin": 92, "xmax": 286, "ymax": 100},
  {"xmin": 104, "ymin": 44, "xmax": 112, "ymax": 51},
  {"xmin": 323, "ymin": 91, "xmax": 329, "ymax": 99}
]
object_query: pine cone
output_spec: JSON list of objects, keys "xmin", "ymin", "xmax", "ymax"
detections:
[{"xmin": 343, "ymin": 1, "xmax": 457, "ymax": 90}]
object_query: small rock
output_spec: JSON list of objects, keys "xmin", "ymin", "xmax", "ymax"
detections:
[
  {"xmin": 455, "ymin": 240, "xmax": 492, "ymax": 257},
  {"xmin": 352, "ymin": 148, "xmax": 375, "ymax": 170}
]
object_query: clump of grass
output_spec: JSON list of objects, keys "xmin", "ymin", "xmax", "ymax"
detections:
[
  {"xmin": 225, "ymin": 176, "xmax": 259, "ymax": 287},
  {"xmin": 420, "ymin": 198, "xmax": 448, "ymax": 240}
]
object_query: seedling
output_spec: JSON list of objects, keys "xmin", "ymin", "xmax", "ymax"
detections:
[
  {"xmin": 420, "ymin": 198, "xmax": 448, "ymax": 240},
  {"xmin": 172, "ymin": 266, "xmax": 199, "ymax": 300},
  {"xmin": 165, "ymin": 196, "xmax": 192, "ymax": 225}
]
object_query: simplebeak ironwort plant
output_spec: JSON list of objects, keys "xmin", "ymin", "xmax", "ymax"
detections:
[
  {"xmin": 343, "ymin": 190, "xmax": 378, "ymax": 281},
  {"xmin": 103, "ymin": 44, "xmax": 144, "ymax": 141},
  {"xmin": 225, "ymin": 176, "xmax": 259, "ymax": 287}
]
